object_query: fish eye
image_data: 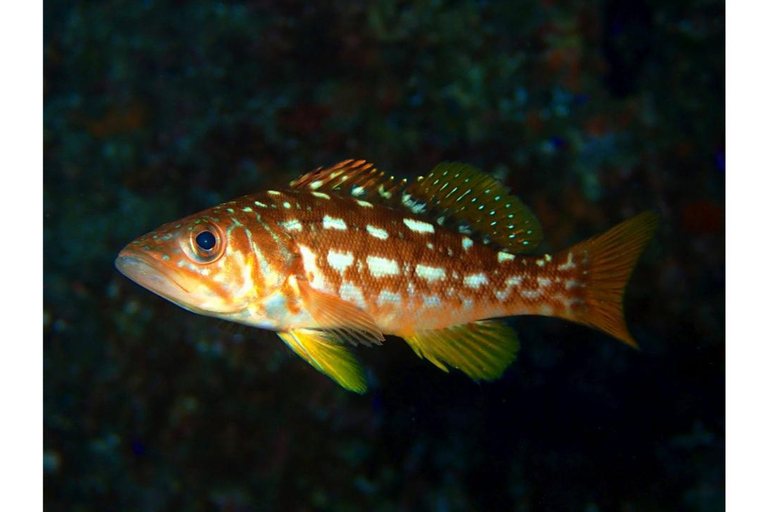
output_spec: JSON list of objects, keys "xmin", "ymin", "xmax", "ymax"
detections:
[
  {"xmin": 195, "ymin": 231, "xmax": 216, "ymax": 251},
  {"xmin": 184, "ymin": 223, "xmax": 226, "ymax": 264}
]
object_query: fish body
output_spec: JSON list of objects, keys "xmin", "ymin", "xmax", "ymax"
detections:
[{"xmin": 116, "ymin": 160, "xmax": 657, "ymax": 393}]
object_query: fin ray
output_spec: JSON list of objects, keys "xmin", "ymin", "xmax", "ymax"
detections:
[
  {"xmin": 402, "ymin": 320, "xmax": 520, "ymax": 381},
  {"xmin": 296, "ymin": 279, "xmax": 384, "ymax": 346},
  {"xmin": 277, "ymin": 329, "xmax": 368, "ymax": 393},
  {"xmin": 290, "ymin": 159, "xmax": 407, "ymax": 204},
  {"xmin": 291, "ymin": 161, "xmax": 541, "ymax": 255},
  {"xmin": 405, "ymin": 163, "xmax": 543, "ymax": 253},
  {"xmin": 565, "ymin": 211, "xmax": 659, "ymax": 347}
]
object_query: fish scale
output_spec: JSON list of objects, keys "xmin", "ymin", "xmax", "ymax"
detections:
[
  {"xmin": 265, "ymin": 191, "xmax": 518, "ymax": 332},
  {"xmin": 116, "ymin": 160, "xmax": 658, "ymax": 393}
]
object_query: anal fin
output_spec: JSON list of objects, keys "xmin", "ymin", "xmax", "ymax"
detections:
[
  {"xmin": 277, "ymin": 329, "xmax": 368, "ymax": 393},
  {"xmin": 402, "ymin": 320, "xmax": 520, "ymax": 381}
]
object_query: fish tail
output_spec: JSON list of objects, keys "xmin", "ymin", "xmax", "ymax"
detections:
[{"xmin": 562, "ymin": 212, "xmax": 658, "ymax": 347}]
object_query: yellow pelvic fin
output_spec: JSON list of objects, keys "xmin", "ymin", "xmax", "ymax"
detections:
[
  {"xmin": 401, "ymin": 320, "xmax": 520, "ymax": 381},
  {"xmin": 277, "ymin": 329, "xmax": 368, "ymax": 394},
  {"xmin": 296, "ymin": 278, "xmax": 384, "ymax": 346},
  {"xmin": 406, "ymin": 163, "xmax": 543, "ymax": 254}
]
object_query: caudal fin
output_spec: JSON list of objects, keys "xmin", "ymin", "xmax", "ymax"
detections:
[{"xmin": 566, "ymin": 212, "xmax": 658, "ymax": 347}]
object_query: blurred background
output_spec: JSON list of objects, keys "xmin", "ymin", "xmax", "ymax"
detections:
[{"xmin": 44, "ymin": 1, "xmax": 724, "ymax": 510}]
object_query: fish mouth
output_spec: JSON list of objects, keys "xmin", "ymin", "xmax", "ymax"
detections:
[{"xmin": 115, "ymin": 249, "xmax": 192, "ymax": 303}]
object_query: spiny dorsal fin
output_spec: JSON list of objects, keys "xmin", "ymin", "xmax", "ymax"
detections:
[
  {"xmin": 405, "ymin": 163, "xmax": 543, "ymax": 254},
  {"xmin": 401, "ymin": 320, "xmax": 520, "ymax": 381},
  {"xmin": 277, "ymin": 329, "xmax": 368, "ymax": 393},
  {"xmin": 290, "ymin": 159, "xmax": 407, "ymax": 203}
]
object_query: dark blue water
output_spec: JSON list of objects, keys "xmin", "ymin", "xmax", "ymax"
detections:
[{"xmin": 44, "ymin": 1, "xmax": 724, "ymax": 510}]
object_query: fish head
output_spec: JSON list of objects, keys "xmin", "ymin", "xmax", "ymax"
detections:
[{"xmin": 115, "ymin": 206, "xmax": 285, "ymax": 320}]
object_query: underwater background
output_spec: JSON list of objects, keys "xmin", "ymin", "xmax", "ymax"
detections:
[{"xmin": 44, "ymin": 1, "xmax": 724, "ymax": 510}]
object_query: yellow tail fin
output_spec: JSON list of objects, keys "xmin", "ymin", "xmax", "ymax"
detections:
[{"xmin": 566, "ymin": 212, "xmax": 658, "ymax": 347}]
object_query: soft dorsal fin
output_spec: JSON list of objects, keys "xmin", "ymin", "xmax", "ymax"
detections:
[
  {"xmin": 277, "ymin": 329, "xmax": 368, "ymax": 393},
  {"xmin": 290, "ymin": 159, "xmax": 407, "ymax": 202},
  {"xmin": 405, "ymin": 163, "xmax": 543, "ymax": 254},
  {"xmin": 401, "ymin": 320, "xmax": 520, "ymax": 381}
]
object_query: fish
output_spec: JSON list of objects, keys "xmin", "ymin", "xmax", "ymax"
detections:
[{"xmin": 115, "ymin": 160, "xmax": 658, "ymax": 393}]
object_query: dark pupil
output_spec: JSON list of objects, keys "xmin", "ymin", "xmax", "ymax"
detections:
[{"xmin": 195, "ymin": 231, "xmax": 216, "ymax": 251}]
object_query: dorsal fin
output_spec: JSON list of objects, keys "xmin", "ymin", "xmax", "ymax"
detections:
[
  {"xmin": 405, "ymin": 163, "xmax": 543, "ymax": 253},
  {"xmin": 290, "ymin": 159, "xmax": 407, "ymax": 202},
  {"xmin": 292, "ymin": 160, "xmax": 542, "ymax": 253}
]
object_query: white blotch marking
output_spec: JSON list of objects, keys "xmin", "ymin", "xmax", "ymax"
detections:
[
  {"xmin": 462, "ymin": 237, "xmax": 473, "ymax": 251},
  {"xmin": 536, "ymin": 258, "xmax": 548, "ymax": 267},
  {"xmin": 377, "ymin": 290, "xmax": 402, "ymax": 306},
  {"xmin": 323, "ymin": 216, "xmax": 348, "ymax": 231},
  {"xmin": 558, "ymin": 252, "xmax": 576, "ymax": 271},
  {"xmin": 521, "ymin": 289, "xmax": 543, "ymax": 299},
  {"xmin": 267, "ymin": 190, "xmax": 281, "ymax": 196},
  {"xmin": 545, "ymin": 254, "xmax": 553, "ymax": 262},
  {"xmin": 355, "ymin": 199, "xmax": 373, "ymax": 208},
  {"xmin": 339, "ymin": 282, "xmax": 366, "ymax": 309},
  {"xmin": 555, "ymin": 294, "xmax": 582, "ymax": 309},
  {"xmin": 423, "ymin": 294, "xmax": 441, "ymax": 307},
  {"xmin": 537, "ymin": 277, "xmax": 552, "ymax": 288},
  {"xmin": 298, "ymin": 244, "xmax": 325, "ymax": 287},
  {"xmin": 403, "ymin": 218, "xmax": 435, "ymax": 234},
  {"xmin": 283, "ymin": 202, "xmax": 292, "ymax": 209},
  {"xmin": 464, "ymin": 273, "xmax": 489, "ymax": 289},
  {"xmin": 254, "ymin": 201, "xmax": 268, "ymax": 208},
  {"xmin": 366, "ymin": 256, "xmax": 400, "ymax": 277},
  {"xmin": 311, "ymin": 191, "xmax": 331, "ymax": 200},
  {"xmin": 327, "ymin": 250, "xmax": 354, "ymax": 275},
  {"xmin": 426, "ymin": 242, "xmax": 434, "ymax": 250},
  {"xmin": 309, "ymin": 181, "xmax": 324, "ymax": 190},
  {"xmin": 366, "ymin": 225, "xmax": 389, "ymax": 240},
  {"xmin": 506, "ymin": 276, "xmax": 523, "ymax": 287},
  {"xmin": 415, "ymin": 264, "xmax": 446, "ymax": 282},
  {"xmin": 242, "ymin": 207, "xmax": 253, "ymax": 213},
  {"xmin": 281, "ymin": 219, "xmax": 303, "ymax": 232},
  {"xmin": 498, "ymin": 252, "xmax": 516, "ymax": 263},
  {"xmin": 351, "ymin": 186, "xmax": 366, "ymax": 197},
  {"xmin": 565, "ymin": 279, "xmax": 581, "ymax": 290}
]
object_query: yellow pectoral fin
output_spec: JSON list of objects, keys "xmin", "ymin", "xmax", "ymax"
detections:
[
  {"xmin": 277, "ymin": 329, "xmax": 368, "ymax": 394},
  {"xmin": 402, "ymin": 320, "xmax": 520, "ymax": 381}
]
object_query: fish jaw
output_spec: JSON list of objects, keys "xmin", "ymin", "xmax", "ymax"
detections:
[{"xmin": 115, "ymin": 247, "xmax": 248, "ymax": 316}]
